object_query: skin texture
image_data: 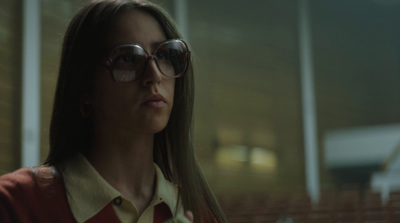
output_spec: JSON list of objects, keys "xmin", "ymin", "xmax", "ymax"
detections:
[
  {"xmin": 46, "ymin": 1, "xmax": 226, "ymax": 221},
  {"xmin": 185, "ymin": 211, "xmax": 194, "ymax": 222},
  {"xmin": 164, "ymin": 215, "xmax": 191, "ymax": 223},
  {"xmin": 92, "ymin": 10, "xmax": 175, "ymax": 137},
  {"xmin": 164, "ymin": 211, "xmax": 193, "ymax": 223},
  {"xmin": 84, "ymin": 10, "xmax": 176, "ymax": 215}
]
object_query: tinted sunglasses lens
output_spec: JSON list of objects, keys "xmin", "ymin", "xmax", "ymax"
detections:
[
  {"xmin": 110, "ymin": 46, "xmax": 146, "ymax": 82},
  {"xmin": 155, "ymin": 41, "xmax": 188, "ymax": 77}
]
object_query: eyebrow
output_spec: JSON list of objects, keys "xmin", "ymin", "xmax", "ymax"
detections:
[
  {"xmin": 150, "ymin": 40, "xmax": 167, "ymax": 50},
  {"xmin": 107, "ymin": 39, "xmax": 167, "ymax": 54}
]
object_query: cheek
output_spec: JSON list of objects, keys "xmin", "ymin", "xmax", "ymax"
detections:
[
  {"xmin": 165, "ymin": 79, "xmax": 176, "ymax": 111},
  {"xmin": 90, "ymin": 86, "xmax": 115, "ymax": 119},
  {"xmin": 91, "ymin": 73, "xmax": 113, "ymax": 105},
  {"xmin": 90, "ymin": 72, "xmax": 126, "ymax": 117},
  {"xmin": 168, "ymin": 79, "xmax": 176, "ymax": 100}
]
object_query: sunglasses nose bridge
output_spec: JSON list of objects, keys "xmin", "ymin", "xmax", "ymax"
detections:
[
  {"xmin": 142, "ymin": 54, "xmax": 163, "ymax": 78},
  {"xmin": 144, "ymin": 55, "xmax": 158, "ymax": 69}
]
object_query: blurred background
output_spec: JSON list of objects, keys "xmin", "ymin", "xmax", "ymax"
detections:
[{"xmin": 1, "ymin": 0, "xmax": 400, "ymax": 222}]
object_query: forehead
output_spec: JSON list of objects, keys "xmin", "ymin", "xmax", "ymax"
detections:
[{"xmin": 106, "ymin": 10, "xmax": 167, "ymax": 50}]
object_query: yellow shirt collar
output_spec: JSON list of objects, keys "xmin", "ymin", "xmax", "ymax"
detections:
[{"xmin": 63, "ymin": 153, "xmax": 181, "ymax": 223}]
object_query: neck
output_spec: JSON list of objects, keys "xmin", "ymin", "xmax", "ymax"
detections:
[{"xmin": 85, "ymin": 127, "xmax": 156, "ymax": 212}]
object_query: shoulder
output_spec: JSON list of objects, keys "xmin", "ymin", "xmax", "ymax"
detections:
[
  {"xmin": 0, "ymin": 167, "xmax": 36, "ymax": 183},
  {"xmin": 0, "ymin": 166, "xmax": 58, "ymax": 194},
  {"xmin": 0, "ymin": 166, "xmax": 61, "ymax": 206},
  {"xmin": 0, "ymin": 167, "xmax": 73, "ymax": 222},
  {"xmin": 0, "ymin": 168, "xmax": 36, "ymax": 195}
]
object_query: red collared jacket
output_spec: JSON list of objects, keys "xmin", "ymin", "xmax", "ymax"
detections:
[{"xmin": 0, "ymin": 167, "xmax": 172, "ymax": 223}]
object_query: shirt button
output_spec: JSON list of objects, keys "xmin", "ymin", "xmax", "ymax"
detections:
[{"xmin": 113, "ymin": 197, "xmax": 122, "ymax": 206}]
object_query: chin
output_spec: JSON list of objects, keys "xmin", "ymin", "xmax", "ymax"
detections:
[{"xmin": 144, "ymin": 121, "xmax": 169, "ymax": 135}]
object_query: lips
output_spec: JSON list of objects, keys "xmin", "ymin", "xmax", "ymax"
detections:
[{"xmin": 143, "ymin": 94, "xmax": 167, "ymax": 108}]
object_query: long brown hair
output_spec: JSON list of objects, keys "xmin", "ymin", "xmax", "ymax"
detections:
[{"xmin": 44, "ymin": 0, "xmax": 226, "ymax": 222}]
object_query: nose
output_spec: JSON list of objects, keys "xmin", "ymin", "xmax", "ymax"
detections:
[{"xmin": 141, "ymin": 57, "xmax": 162, "ymax": 86}]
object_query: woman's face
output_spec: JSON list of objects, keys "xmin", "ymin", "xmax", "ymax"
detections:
[{"xmin": 90, "ymin": 10, "xmax": 175, "ymax": 135}]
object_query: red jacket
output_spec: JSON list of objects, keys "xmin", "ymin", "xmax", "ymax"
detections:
[{"xmin": 0, "ymin": 167, "xmax": 172, "ymax": 223}]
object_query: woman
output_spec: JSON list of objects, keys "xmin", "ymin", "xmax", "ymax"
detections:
[{"xmin": 0, "ymin": 0, "xmax": 226, "ymax": 222}]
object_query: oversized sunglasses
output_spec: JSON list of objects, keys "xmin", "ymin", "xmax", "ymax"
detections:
[{"xmin": 102, "ymin": 39, "xmax": 190, "ymax": 82}]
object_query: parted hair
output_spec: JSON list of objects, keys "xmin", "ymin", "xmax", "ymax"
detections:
[{"xmin": 44, "ymin": 0, "xmax": 226, "ymax": 222}]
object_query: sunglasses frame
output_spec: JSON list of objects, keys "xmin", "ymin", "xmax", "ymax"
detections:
[{"xmin": 102, "ymin": 39, "xmax": 191, "ymax": 82}]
